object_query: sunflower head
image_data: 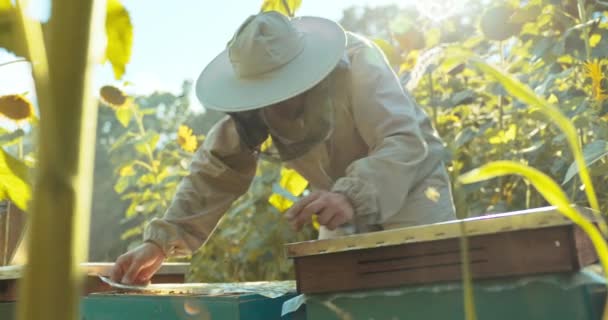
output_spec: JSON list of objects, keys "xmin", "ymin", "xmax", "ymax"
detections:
[
  {"xmin": 177, "ymin": 125, "xmax": 198, "ymax": 153},
  {"xmin": 100, "ymin": 85, "xmax": 129, "ymax": 109},
  {"xmin": 583, "ymin": 60, "xmax": 608, "ymax": 102},
  {"xmin": 0, "ymin": 94, "xmax": 35, "ymax": 123}
]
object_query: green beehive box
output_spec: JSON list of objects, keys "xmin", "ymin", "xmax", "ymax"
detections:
[
  {"xmin": 0, "ymin": 301, "xmax": 16, "ymax": 320},
  {"xmin": 82, "ymin": 292, "xmax": 305, "ymax": 320},
  {"xmin": 1, "ymin": 293, "xmax": 305, "ymax": 320},
  {"xmin": 297, "ymin": 269, "xmax": 606, "ymax": 320}
]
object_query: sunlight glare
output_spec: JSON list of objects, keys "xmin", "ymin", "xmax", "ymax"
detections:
[{"xmin": 415, "ymin": 0, "xmax": 469, "ymax": 22}]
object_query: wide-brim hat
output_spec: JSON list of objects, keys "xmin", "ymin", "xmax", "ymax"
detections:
[{"xmin": 195, "ymin": 11, "xmax": 347, "ymax": 112}]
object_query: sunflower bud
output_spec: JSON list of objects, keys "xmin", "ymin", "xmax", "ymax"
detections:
[
  {"xmin": 0, "ymin": 94, "xmax": 35, "ymax": 122},
  {"xmin": 100, "ymin": 85, "xmax": 128, "ymax": 109}
]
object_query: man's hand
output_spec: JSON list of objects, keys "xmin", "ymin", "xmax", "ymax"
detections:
[
  {"xmin": 286, "ymin": 191, "xmax": 354, "ymax": 231},
  {"xmin": 110, "ymin": 242, "xmax": 165, "ymax": 285}
]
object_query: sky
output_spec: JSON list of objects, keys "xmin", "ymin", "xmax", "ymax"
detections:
[
  {"xmin": 0, "ymin": 0, "xmax": 420, "ymax": 112},
  {"xmin": 97, "ymin": 0, "xmax": 402, "ymax": 111}
]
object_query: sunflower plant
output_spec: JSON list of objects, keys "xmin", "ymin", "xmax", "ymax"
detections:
[
  {"xmin": 0, "ymin": 92, "xmax": 37, "ymax": 211},
  {"xmin": 99, "ymin": 85, "xmax": 203, "ymax": 247}
]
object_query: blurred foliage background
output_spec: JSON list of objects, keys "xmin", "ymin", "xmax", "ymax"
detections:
[{"xmin": 1, "ymin": 0, "xmax": 608, "ymax": 283}]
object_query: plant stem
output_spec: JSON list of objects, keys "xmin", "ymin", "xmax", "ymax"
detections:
[
  {"xmin": 525, "ymin": 181, "xmax": 531, "ymax": 209},
  {"xmin": 133, "ymin": 108, "xmax": 156, "ymax": 172},
  {"xmin": 459, "ymin": 222, "xmax": 478, "ymax": 320},
  {"xmin": 498, "ymin": 41, "xmax": 506, "ymax": 192},
  {"xmin": 2, "ymin": 202, "xmax": 9, "ymax": 265},
  {"xmin": 498, "ymin": 41, "xmax": 505, "ymax": 131},
  {"xmin": 428, "ymin": 72, "xmax": 437, "ymax": 125},
  {"xmin": 132, "ymin": 160, "xmax": 154, "ymax": 172},
  {"xmin": 280, "ymin": 0, "xmax": 293, "ymax": 17},
  {"xmin": 132, "ymin": 107, "xmax": 167, "ymax": 209},
  {"xmin": 18, "ymin": 138, "xmax": 23, "ymax": 160},
  {"xmin": 577, "ymin": 0, "xmax": 592, "ymax": 60},
  {"xmin": 16, "ymin": 0, "xmax": 103, "ymax": 319}
]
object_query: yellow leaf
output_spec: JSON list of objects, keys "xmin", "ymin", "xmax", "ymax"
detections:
[
  {"xmin": 557, "ymin": 55, "xmax": 574, "ymax": 64},
  {"xmin": 312, "ymin": 214, "xmax": 320, "ymax": 230},
  {"xmin": 105, "ymin": 0, "xmax": 133, "ymax": 79},
  {"xmin": 260, "ymin": 0, "xmax": 302, "ymax": 17},
  {"xmin": 458, "ymin": 161, "xmax": 608, "ymax": 284},
  {"xmin": 119, "ymin": 165, "xmax": 135, "ymax": 177},
  {"xmin": 0, "ymin": 147, "xmax": 31, "ymax": 210},
  {"xmin": 373, "ymin": 38, "xmax": 400, "ymax": 66},
  {"xmin": 488, "ymin": 124, "xmax": 517, "ymax": 144},
  {"xmin": 504, "ymin": 123, "xmax": 516, "ymax": 141},
  {"xmin": 0, "ymin": 0, "xmax": 11, "ymax": 10},
  {"xmin": 280, "ymin": 167, "xmax": 308, "ymax": 196},
  {"xmin": 424, "ymin": 187, "xmax": 441, "ymax": 203},
  {"xmin": 260, "ymin": 137, "xmax": 272, "ymax": 152},
  {"xmin": 268, "ymin": 193, "xmax": 293, "ymax": 212},
  {"xmin": 547, "ymin": 94, "xmax": 558, "ymax": 104},
  {"xmin": 590, "ymin": 34, "xmax": 602, "ymax": 48}
]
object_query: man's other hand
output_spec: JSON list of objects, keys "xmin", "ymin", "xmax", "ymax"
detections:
[
  {"xmin": 110, "ymin": 241, "xmax": 165, "ymax": 285},
  {"xmin": 286, "ymin": 191, "xmax": 354, "ymax": 231}
]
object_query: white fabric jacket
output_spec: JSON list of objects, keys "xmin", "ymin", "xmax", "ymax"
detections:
[{"xmin": 144, "ymin": 32, "xmax": 456, "ymax": 256}]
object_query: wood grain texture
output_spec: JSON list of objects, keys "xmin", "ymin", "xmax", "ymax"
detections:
[{"xmin": 294, "ymin": 226, "xmax": 598, "ymax": 294}]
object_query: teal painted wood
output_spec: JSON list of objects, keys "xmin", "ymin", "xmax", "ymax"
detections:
[
  {"xmin": 0, "ymin": 302, "xmax": 16, "ymax": 320},
  {"xmin": 304, "ymin": 272, "xmax": 607, "ymax": 320},
  {"xmin": 82, "ymin": 293, "xmax": 303, "ymax": 320},
  {"xmin": 1, "ymin": 294, "xmax": 305, "ymax": 320}
]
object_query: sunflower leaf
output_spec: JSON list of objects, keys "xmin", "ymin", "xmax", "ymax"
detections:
[
  {"xmin": 260, "ymin": 0, "xmax": 301, "ymax": 17},
  {"xmin": 563, "ymin": 140, "xmax": 608, "ymax": 185},
  {"xmin": 0, "ymin": 147, "xmax": 31, "ymax": 210},
  {"xmin": 135, "ymin": 131, "xmax": 159, "ymax": 155},
  {"xmin": 0, "ymin": 129, "xmax": 24, "ymax": 146},
  {"xmin": 0, "ymin": 0, "xmax": 11, "ymax": 10},
  {"xmin": 468, "ymin": 57, "xmax": 601, "ymax": 216},
  {"xmin": 459, "ymin": 161, "xmax": 608, "ymax": 283},
  {"xmin": 115, "ymin": 106, "xmax": 132, "ymax": 127},
  {"xmin": 105, "ymin": 0, "xmax": 133, "ymax": 79}
]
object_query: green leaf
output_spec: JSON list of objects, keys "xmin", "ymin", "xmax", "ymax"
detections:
[
  {"xmin": 590, "ymin": 34, "xmax": 602, "ymax": 48},
  {"xmin": 458, "ymin": 161, "xmax": 608, "ymax": 282},
  {"xmin": 137, "ymin": 173, "xmax": 156, "ymax": 187},
  {"xmin": 451, "ymin": 90, "xmax": 475, "ymax": 106},
  {"xmin": 467, "ymin": 57, "xmax": 600, "ymax": 214},
  {"xmin": 121, "ymin": 225, "xmax": 143, "ymax": 240},
  {"xmin": 114, "ymin": 175, "xmax": 130, "ymax": 194},
  {"xmin": 0, "ymin": 129, "xmax": 24, "ymax": 146},
  {"xmin": 0, "ymin": 148, "xmax": 31, "ymax": 210},
  {"xmin": 109, "ymin": 132, "xmax": 136, "ymax": 152},
  {"xmin": 139, "ymin": 108, "xmax": 156, "ymax": 115},
  {"xmin": 453, "ymin": 127, "xmax": 478, "ymax": 148},
  {"xmin": 105, "ymin": 0, "xmax": 133, "ymax": 79},
  {"xmin": 135, "ymin": 131, "xmax": 159, "ymax": 155},
  {"xmin": 125, "ymin": 201, "xmax": 139, "ymax": 218},
  {"xmin": 0, "ymin": 8, "xmax": 25, "ymax": 57},
  {"xmin": 260, "ymin": 0, "xmax": 301, "ymax": 17},
  {"xmin": 563, "ymin": 140, "xmax": 608, "ymax": 185},
  {"xmin": 115, "ymin": 106, "xmax": 132, "ymax": 127}
]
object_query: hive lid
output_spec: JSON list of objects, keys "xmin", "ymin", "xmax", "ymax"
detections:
[{"xmin": 286, "ymin": 206, "xmax": 595, "ymax": 258}]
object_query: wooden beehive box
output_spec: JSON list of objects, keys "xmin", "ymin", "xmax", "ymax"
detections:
[{"xmin": 286, "ymin": 206, "xmax": 599, "ymax": 294}]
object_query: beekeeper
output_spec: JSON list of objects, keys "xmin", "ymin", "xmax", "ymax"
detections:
[{"xmin": 111, "ymin": 11, "xmax": 455, "ymax": 285}]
